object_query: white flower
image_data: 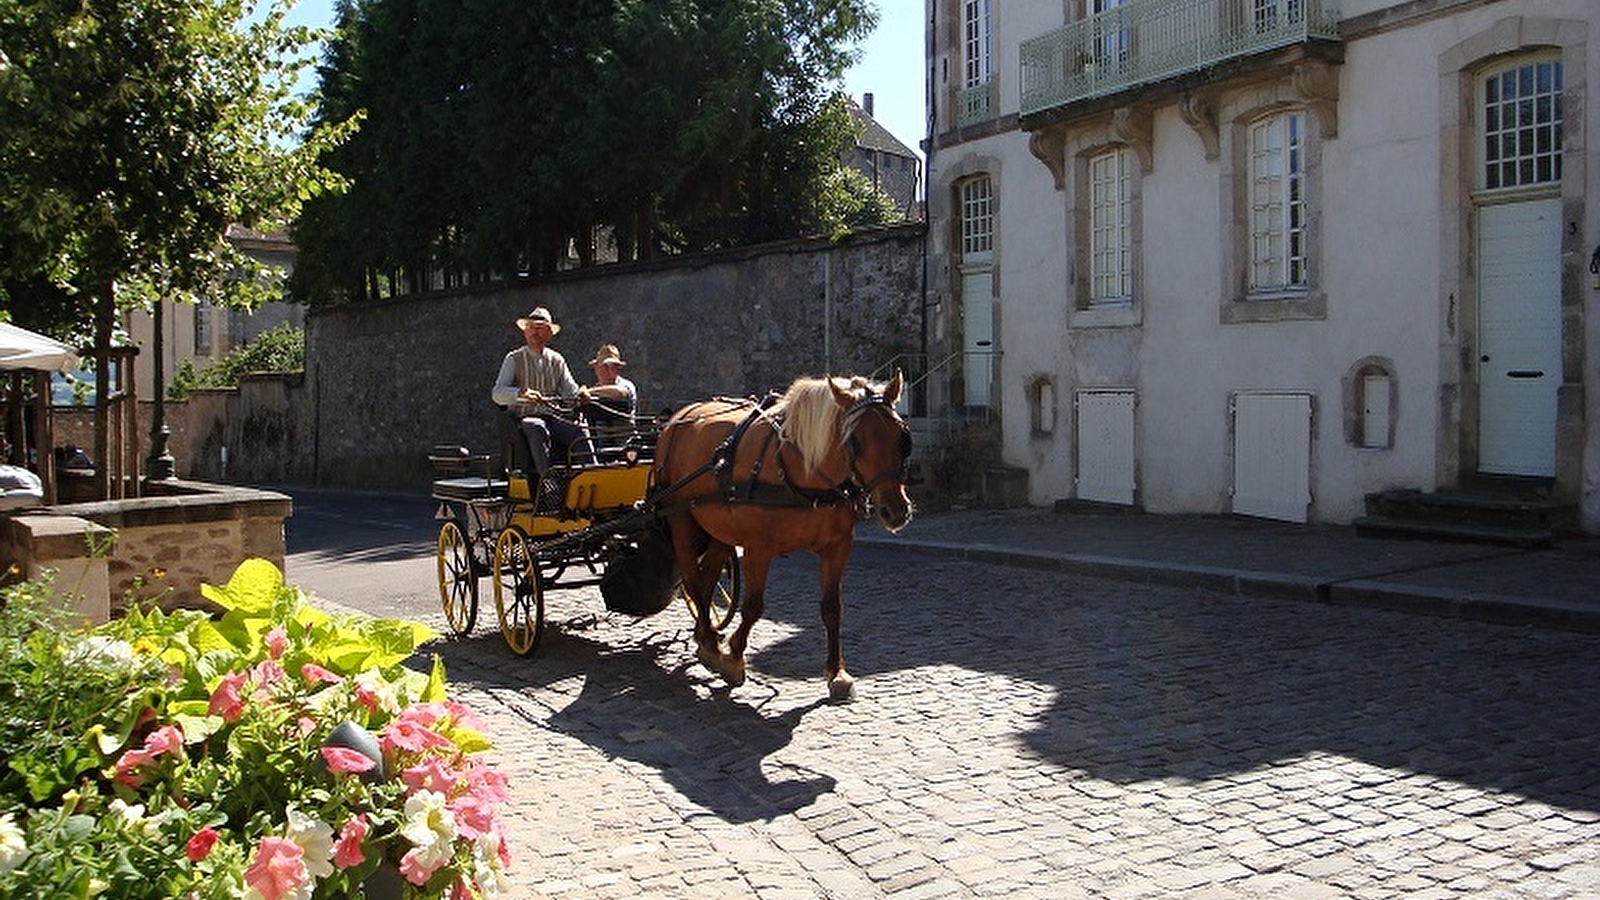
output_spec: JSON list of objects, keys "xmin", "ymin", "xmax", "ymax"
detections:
[
  {"xmin": 472, "ymin": 831, "xmax": 512, "ymax": 898},
  {"xmin": 64, "ymin": 635, "xmax": 136, "ymax": 670},
  {"xmin": 107, "ymin": 799, "xmax": 145, "ymax": 828},
  {"xmin": 0, "ymin": 812, "xmax": 27, "ymax": 875},
  {"xmin": 284, "ymin": 807, "xmax": 335, "ymax": 880},
  {"xmin": 400, "ymin": 790, "xmax": 458, "ymax": 873},
  {"xmin": 352, "ymin": 670, "xmax": 401, "ymax": 715}
]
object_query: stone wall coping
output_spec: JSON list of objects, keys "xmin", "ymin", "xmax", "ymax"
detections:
[
  {"xmin": 51, "ymin": 481, "xmax": 292, "ymax": 528},
  {"xmin": 2, "ymin": 512, "xmax": 115, "ymax": 559}
]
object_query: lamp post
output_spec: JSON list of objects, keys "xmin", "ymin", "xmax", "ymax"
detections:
[{"xmin": 145, "ymin": 298, "xmax": 176, "ymax": 481}]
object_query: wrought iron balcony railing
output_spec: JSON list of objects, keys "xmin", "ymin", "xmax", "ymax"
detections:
[
  {"xmin": 1020, "ymin": 0, "xmax": 1341, "ymax": 116},
  {"xmin": 956, "ymin": 79, "xmax": 995, "ymax": 127}
]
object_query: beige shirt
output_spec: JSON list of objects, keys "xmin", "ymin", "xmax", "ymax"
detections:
[{"xmin": 491, "ymin": 346, "xmax": 579, "ymax": 414}]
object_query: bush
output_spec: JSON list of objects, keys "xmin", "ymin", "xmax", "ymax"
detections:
[
  {"xmin": 168, "ymin": 325, "xmax": 306, "ymax": 401},
  {"xmin": 0, "ymin": 561, "xmax": 511, "ymax": 899}
]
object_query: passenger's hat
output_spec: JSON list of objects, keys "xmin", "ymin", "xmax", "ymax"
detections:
[
  {"xmin": 515, "ymin": 307, "xmax": 560, "ymax": 334},
  {"xmin": 588, "ymin": 343, "xmax": 626, "ymax": 367}
]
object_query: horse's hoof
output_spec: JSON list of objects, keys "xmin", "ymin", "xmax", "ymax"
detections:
[
  {"xmin": 721, "ymin": 657, "xmax": 747, "ymax": 687},
  {"xmin": 828, "ymin": 673, "xmax": 856, "ymax": 703}
]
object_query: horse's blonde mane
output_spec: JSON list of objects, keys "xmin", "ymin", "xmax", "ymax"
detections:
[{"xmin": 774, "ymin": 376, "xmax": 873, "ymax": 474}]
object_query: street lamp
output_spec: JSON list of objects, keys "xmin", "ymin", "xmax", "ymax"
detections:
[{"xmin": 145, "ymin": 297, "xmax": 176, "ymax": 481}]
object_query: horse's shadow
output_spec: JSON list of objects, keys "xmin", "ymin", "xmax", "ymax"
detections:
[{"xmin": 425, "ymin": 617, "xmax": 834, "ymax": 823}]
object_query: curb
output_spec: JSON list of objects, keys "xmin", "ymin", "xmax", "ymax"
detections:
[{"xmin": 856, "ymin": 536, "xmax": 1600, "ymax": 634}]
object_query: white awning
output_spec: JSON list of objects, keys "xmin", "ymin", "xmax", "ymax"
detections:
[{"xmin": 0, "ymin": 322, "xmax": 80, "ymax": 373}]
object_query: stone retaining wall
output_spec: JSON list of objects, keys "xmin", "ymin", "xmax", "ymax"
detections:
[{"xmin": 7, "ymin": 481, "xmax": 293, "ymax": 616}]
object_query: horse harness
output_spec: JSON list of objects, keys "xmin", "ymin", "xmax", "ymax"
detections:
[{"xmin": 653, "ymin": 389, "xmax": 911, "ymax": 518}]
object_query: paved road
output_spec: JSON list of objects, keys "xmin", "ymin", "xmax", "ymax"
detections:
[{"xmin": 283, "ymin": 489, "xmax": 1600, "ymax": 899}]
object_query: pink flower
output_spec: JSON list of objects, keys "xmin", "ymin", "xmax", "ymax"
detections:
[
  {"xmin": 381, "ymin": 718, "xmax": 454, "ymax": 755},
  {"xmin": 114, "ymin": 724, "xmax": 185, "ymax": 785},
  {"xmin": 333, "ymin": 815, "xmax": 368, "ymax": 869},
  {"xmin": 252, "ymin": 659, "xmax": 287, "ymax": 689},
  {"xmin": 295, "ymin": 717, "xmax": 317, "ymax": 738},
  {"xmin": 321, "ymin": 746, "xmax": 377, "ymax": 775},
  {"xmin": 300, "ymin": 663, "xmax": 342, "ymax": 685},
  {"xmin": 243, "ymin": 836, "xmax": 309, "ymax": 900},
  {"xmin": 209, "ymin": 671, "xmax": 249, "ymax": 721},
  {"xmin": 401, "ymin": 756, "xmax": 458, "ymax": 796},
  {"xmin": 185, "ymin": 827, "xmax": 220, "ymax": 862},
  {"xmin": 265, "ymin": 625, "xmax": 289, "ymax": 660},
  {"xmin": 462, "ymin": 761, "xmax": 510, "ymax": 805}
]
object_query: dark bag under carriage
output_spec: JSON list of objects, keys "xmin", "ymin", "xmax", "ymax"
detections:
[{"xmin": 599, "ymin": 519, "xmax": 680, "ymax": 616}]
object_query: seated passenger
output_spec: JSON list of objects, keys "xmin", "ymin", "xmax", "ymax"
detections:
[
  {"xmin": 489, "ymin": 307, "xmax": 591, "ymax": 473},
  {"xmin": 582, "ymin": 343, "xmax": 637, "ymax": 452}
]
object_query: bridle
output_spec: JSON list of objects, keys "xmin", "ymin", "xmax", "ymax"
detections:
[{"xmin": 838, "ymin": 390, "xmax": 913, "ymax": 497}]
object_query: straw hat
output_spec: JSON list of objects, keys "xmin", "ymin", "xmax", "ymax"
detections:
[
  {"xmin": 515, "ymin": 307, "xmax": 560, "ymax": 334},
  {"xmin": 588, "ymin": 343, "xmax": 626, "ymax": 367}
]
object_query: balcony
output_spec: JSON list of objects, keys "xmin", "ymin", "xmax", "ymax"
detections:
[
  {"xmin": 956, "ymin": 79, "xmax": 995, "ymax": 127},
  {"xmin": 1020, "ymin": 0, "xmax": 1341, "ymax": 117}
]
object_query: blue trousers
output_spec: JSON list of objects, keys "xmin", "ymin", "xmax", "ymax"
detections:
[{"xmin": 518, "ymin": 415, "xmax": 592, "ymax": 471}]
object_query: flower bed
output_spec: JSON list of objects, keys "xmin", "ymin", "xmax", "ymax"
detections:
[{"xmin": 0, "ymin": 559, "xmax": 510, "ymax": 899}]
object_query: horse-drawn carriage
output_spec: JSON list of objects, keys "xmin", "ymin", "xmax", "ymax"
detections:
[{"xmin": 429, "ymin": 372, "xmax": 913, "ymax": 701}]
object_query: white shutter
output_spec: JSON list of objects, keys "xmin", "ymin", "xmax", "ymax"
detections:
[
  {"xmin": 1076, "ymin": 390, "xmax": 1136, "ymax": 505},
  {"xmin": 1232, "ymin": 392, "xmax": 1312, "ymax": 522}
]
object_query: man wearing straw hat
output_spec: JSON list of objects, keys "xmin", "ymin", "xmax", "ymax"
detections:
[
  {"xmin": 582, "ymin": 342, "xmax": 637, "ymax": 449},
  {"xmin": 490, "ymin": 307, "xmax": 588, "ymax": 472}
]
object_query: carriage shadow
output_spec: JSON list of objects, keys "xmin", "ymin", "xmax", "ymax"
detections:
[
  {"xmin": 744, "ymin": 549, "xmax": 1600, "ymax": 814},
  {"xmin": 425, "ymin": 618, "xmax": 835, "ymax": 824}
]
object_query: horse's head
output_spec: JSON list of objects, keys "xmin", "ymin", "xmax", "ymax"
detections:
[{"xmin": 831, "ymin": 370, "xmax": 914, "ymax": 533}]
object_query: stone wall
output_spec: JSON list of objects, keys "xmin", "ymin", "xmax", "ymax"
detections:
[
  {"xmin": 49, "ymin": 481, "xmax": 291, "ymax": 615},
  {"xmin": 308, "ymin": 225, "xmax": 925, "ymax": 490},
  {"xmin": 46, "ymin": 225, "xmax": 926, "ymax": 491}
]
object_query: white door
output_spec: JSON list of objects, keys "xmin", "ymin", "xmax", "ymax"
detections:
[
  {"xmin": 1477, "ymin": 198, "xmax": 1560, "ymax": 477},
  {"xmin": 961, "ymin": 267, "xmax": 994, "ymax": 407}
]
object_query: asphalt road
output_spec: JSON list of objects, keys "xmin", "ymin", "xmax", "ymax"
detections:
[{"xmin": 279, "ymin": 486, "xmax": 1600, "ymax": 899}]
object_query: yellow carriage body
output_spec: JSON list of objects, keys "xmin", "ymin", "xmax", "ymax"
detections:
[{"xmin": 507, "ymin": 461, "xmax": 654, "ymax": 535}]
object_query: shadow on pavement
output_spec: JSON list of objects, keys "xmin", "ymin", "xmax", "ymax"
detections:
[
  {"xmin": 751, "ymin": 549, "xmax": 1600, "ymax": 814},
  {"xmin": 423, "ymin": 621, "xmax": 836, "ymax": 824}
]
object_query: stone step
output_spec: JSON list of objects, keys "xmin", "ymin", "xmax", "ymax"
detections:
[
  {"xmin": 1364, "ymin": 488, "xmax": 1577, "ymax": 532},
  {"xmin": 1352, "ymin": 515, "xmax": 1556, "ymax": 549}
]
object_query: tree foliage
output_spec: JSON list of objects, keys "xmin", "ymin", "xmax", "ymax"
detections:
[
  {"xmin": 166, "ymin": 322, "xmax": 305, "ymax": 399},
  {"xmin": 291, "ymin": 0, "xmax": 881, "ymax": 306},
  {"xmin": 0, "ymin": 0, "xmax": 353, "ymax": 343}
]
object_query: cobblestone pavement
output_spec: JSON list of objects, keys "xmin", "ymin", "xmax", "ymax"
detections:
[{"xmin": 415, "ymin": 548, "xmax": 1600, "ymax": 900}]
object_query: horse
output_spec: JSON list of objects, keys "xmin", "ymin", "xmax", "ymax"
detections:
[{"xmin": 652, "ymin": 371, "xmax": 914, "ymax": 702}]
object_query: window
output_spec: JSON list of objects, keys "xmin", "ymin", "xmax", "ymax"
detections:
[
  {"xmin": 960, "ymin": 175, "xmax": 994, "ymax": 261},
  {"xmin": 194, "ymin": 300, "xmax": 213, "ymax": 356},
  {"xmin": 1253, "ymin": 0, "xmax": 1304, "ymax": 33},
  {"xmin": 963, "ymin": 0, "xmax": 991, "ymax": 88},
  {"xmin": 1094, "ymin": 0, "xmax": 1128, "ymax": 68},
  {"xmin": 1088, "ymin": 148, "xmax": 1132, "ymax": 304},
  {"xmin": 1248, "ymin": 110, "xmax": 1306, "ymax": 293},
  {"xmin": 1482, "ymin": 59, "xmax": 1563, "ymax": 191}
]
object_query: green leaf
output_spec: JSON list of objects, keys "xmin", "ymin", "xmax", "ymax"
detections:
[{"xmin": 199, "ymin": 559, "xmax": 285, "ymax": 613}]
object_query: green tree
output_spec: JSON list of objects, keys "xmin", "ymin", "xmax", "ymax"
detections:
[
  {"xmin": 291, "ymin": 0, "xmax": 877, "ymax": 305},
  {"xmin": 0, "ymin": 0, "xmax": 353, "ymax": 489}
]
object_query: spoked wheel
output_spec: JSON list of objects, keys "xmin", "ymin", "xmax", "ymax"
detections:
[
  {"xmin": 493, "ymin": 527, "xmax": 545, "ymax": 657},
  {"xmin": 678, "ymin": 547, "xmax": 742, "ymax": 632},
  {"xmin": 436, "ymin": 519, "xmax": 479, "ymax": 636}
]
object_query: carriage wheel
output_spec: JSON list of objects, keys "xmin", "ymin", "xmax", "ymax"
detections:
[
  {"xmin": 435, "ymin": 519, "xmax": 479, "ymax": 636},
  {"xmin": 678, "ymin": 548, "xmax": 741, "ymax": 632},
  {"xmin": 493, "ymin": 527, "xmax": 545, "ymax": 657}
]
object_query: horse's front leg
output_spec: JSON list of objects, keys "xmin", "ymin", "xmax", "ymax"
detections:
[
  {"xmin": 817, "ymin": 538, "xmax": 854, "ymax": 703},
  {"xmin": 720, "ymin": 550, "xmax": 770, "ymax": 689}
]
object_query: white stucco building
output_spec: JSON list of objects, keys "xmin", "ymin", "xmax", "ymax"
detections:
[{"xmin": 924, "ymin": 0, "xmax": 1598, "ymax": 533}]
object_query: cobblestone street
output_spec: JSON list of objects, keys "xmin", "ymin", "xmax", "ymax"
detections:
[{"xmin": 416, "ymin": 549, "xmax": 1600, "ymax": 899}]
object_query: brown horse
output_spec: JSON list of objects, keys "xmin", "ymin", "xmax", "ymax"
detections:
[{"xmin": 652, "ymin": 371, "xmax": 914, "ymax": 701}]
